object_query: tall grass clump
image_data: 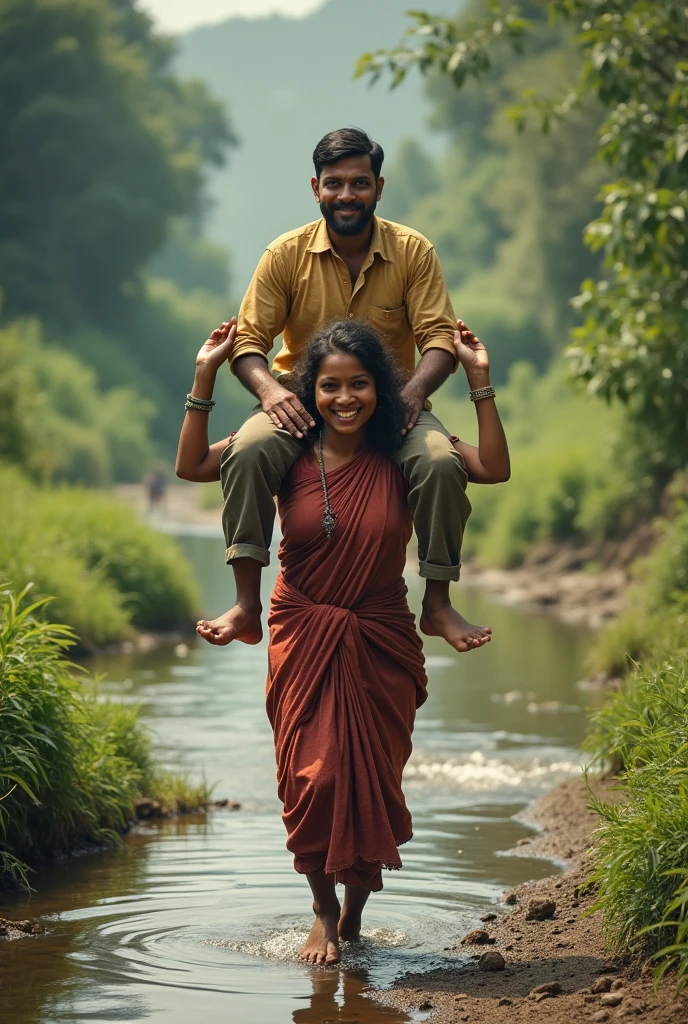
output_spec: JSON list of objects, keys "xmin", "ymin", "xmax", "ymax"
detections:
[
  {"xmin": 0, "ymin": 464, "xmax": 199, "ymax": 646},
  {"xmin": 584, "ymin": 661, "xmax": 688, "ymax": 988},
  {"xmin": 0, "ymin": 587, "xmax": 209, "ymax": 890}
]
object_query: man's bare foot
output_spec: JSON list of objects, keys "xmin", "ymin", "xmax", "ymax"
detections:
[
  {"xmin": 299, "ymin": 904, "xmax": 341, "ymax": 965},
  {"xmin": 420, "ymin": 601, "xmax": 491, "ymax": 654},
  {"xmin": 196, "ymin": 604, "xmax": 262, "ymax": 646}
]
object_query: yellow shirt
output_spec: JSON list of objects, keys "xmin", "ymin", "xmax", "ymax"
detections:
[{"xmin": 232, "ymin": 216, "xmax": 457, "ymax": 377}]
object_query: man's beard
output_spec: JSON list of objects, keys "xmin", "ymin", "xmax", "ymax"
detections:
[{"xmin": 320, "ymin": 199, "xmax": 377, "ymax": 237}]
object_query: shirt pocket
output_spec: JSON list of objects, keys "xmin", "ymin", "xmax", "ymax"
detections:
[{"xmin": 364, "ymin": 304, "xmax": 407, "ymax": 342}]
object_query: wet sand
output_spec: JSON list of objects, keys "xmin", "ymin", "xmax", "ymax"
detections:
[{"xmin": 370, "ymin": 777, "xmax": 687, "ymax": 1023}]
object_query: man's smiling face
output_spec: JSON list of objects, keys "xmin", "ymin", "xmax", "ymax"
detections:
[{"xmin": 311, "ymin": 154, "xmax": 384, "ymax": 237}]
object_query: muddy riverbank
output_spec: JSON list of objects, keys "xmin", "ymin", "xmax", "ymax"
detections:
[{"xmin": 370, "ymin": 776, "xmax": 687, "ymax": 1024}]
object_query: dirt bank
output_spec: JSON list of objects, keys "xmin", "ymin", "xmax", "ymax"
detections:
[
  {"xmin": 369, "ymin": 777, "xmax": 687, "ymax": 1023},
  {"xmin": 462, "ymin": 524, "xmax": 656, "ymax": 631}
]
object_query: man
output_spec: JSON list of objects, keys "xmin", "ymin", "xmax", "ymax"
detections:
[{"xmin": 197, "ymin": 127, "xmax": 493, "ymax": 653}]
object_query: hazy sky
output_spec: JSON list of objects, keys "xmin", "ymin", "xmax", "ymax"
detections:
[{"xmin": 140, "ymin": 0, "xmax": 325, "ymax": 34}]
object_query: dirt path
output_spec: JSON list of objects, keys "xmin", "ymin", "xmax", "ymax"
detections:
[
  {"xmin": 369, "ymin": 778, "xmax": 687, "ymax": 1023},
  {"xmin": 113, "ymin": 483, "xmax": 223, "ymax": 529}
]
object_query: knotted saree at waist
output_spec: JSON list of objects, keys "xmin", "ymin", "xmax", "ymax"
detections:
[{"xmin": 266, "ymin": 572, "xmax": 427, "ymax": 890}]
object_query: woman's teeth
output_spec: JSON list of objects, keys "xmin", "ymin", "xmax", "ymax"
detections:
[{"xmin": 334, "ymin": 410, "xmax": 358, "ymax": 419}]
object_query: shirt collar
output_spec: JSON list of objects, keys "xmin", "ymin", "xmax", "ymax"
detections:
[{"xmin": 307, "ymin": 216, "xmax": 391, "ymax": 261}]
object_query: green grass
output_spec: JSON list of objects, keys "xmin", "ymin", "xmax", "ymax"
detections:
[
  {"xmin": 0, "ymin": 463, "xmax": 199, "ymax": 647},
  {"xmin": 0, "ymin": 586, "xmax": 209, "ymax": 890},
  {"xmin": 583, "ymin": 661, "xmax": 688, "ymax": 989},
  {"xmin": 589, "ymin": 502, "xmax": 688, "ymax": 677}
]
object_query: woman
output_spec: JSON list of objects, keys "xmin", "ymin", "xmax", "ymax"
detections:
[{"xmin": 176, "ymin": 319, "xmax": 509, "ymax": 966}]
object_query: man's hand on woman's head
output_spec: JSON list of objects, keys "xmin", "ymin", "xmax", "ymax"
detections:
[
  {"xmin": 196, "ymin": 317, "xmax": 237, "ymax": 371},
  {"xmin": 454, "ymin": 319, "xmax": 490, "ymax": 378}
]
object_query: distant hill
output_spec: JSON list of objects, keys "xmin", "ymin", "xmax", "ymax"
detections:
[{"xmin": 177, "ymin": 0, "xmax": 461, "ymax": 293}]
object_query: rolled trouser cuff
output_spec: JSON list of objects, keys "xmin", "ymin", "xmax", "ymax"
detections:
[
  {"xmin": 225, "ymin": 543, "xmax": 270, "ymax": 566},
  {"xmin": 419, "ymin": 560, "xmax": 462, "ymax": 582}
]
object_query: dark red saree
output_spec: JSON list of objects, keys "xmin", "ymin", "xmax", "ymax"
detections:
[{"xmin": 266, "ymin": 449, "xmax": 427, "ymax": 892}]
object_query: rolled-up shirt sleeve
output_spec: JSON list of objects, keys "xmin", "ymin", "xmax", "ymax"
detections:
[
  {"xmin": 406, "ymin": 245, "xmax": 458, "ymax": 370},
  {"xmin": 230, "ymin": 248, "xmax": 289, "ymax": 372}
]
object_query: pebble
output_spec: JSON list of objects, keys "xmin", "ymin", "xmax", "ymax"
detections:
[
  {"xmin": 478, "ymin": 950, "xmax": 505, "ymax": 972},
  {"xmin": 615, "ymin": 1002, "xmax": 645, "ymax": 1018},
  {"xmin": 529, "ymin": 981, "xmax": 562, "ymax": 1000},
  {"xmin": 498, "ymin": 997, "xmax": 512, "ymax": 1005},
  {"xmin": 480, "ymin": 912, "xmax": 497, "ymax": 922},
  {"xmin": 591, "ymin": 977, "xmax": 613, "ymax": 994},
  {"xmin": 610, "ymin": 979, "xmax": 624, "ymax": 991},
  {"xmin": 592, "ymin": 1013, "xmax": 610, "ymax": 1023},
  {"xmin": 525, "ymin": 898, "xmax": 557, "ymax": 921},
  {"xmin": 418, "ymin": 999, "xmax": 432, "ymax": 1010},
  {"xmin": 600, "ymin": 992, "xmax": 624, "ymax": 1007},
  {"xmin": 460, "ymin": 929, "xmax": 490, "ymax": 945},
  {"xmin": 504, "ymin": 892, "xmax": 518, "ymax": 905},
  {"xmin": 517, "ymin": 837, "xmax": 531, "ymax": 846}
]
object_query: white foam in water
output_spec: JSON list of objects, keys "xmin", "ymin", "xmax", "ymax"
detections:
[
  {"xmin": 211, "ymin": 926, "xmax": 409, "ymax": 965},
  {"xmin": 403, "ymin": 750, "xmax": 581, "ymax": 791}
]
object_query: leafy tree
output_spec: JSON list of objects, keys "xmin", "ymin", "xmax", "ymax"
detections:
[
  {"xmin": 0, "ymin": 0, "xmax": 235, "ymax": 327},
  {"xmin": 358, "ymin": 1, "xmax": 688, "ymax": 465}
]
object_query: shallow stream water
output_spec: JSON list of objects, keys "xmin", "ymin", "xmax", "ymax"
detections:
[{"xmin": 2, "ymin": 529, "xmax": 596, "ymax": 1023}]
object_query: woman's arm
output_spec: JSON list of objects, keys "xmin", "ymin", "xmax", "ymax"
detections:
[
  {"xmin": 175, "ymin": 318, "xmax": 236, "ymax": 483},
  {"xmin": 451, "ymin": 320, "xmax": 511, "ymax": 485}
]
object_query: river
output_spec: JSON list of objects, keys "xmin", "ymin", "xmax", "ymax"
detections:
[{"xmin": 1, "ymin": 529, "xmax": 595, "ymax": 1023}]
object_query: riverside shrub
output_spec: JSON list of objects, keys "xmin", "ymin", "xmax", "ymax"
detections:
[
  {"xmin": 0, "ymin": 587, "xmax": 209, "ymax": 890},
  {"xmin": 0, "ymin": 464, "xmax": 198, "ymax": 646},
  {"xmin": 584, "ymin": 661, "xmax": 688, "ymax": 989}
]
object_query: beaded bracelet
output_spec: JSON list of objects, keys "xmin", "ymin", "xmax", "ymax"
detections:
[
  {"xmin": 469, "ymin": 385, "xmax": 496, "ymax": 403},
  {"xmin": 185, "ymin": 393, "xmax": 215, "ymax": 411}
]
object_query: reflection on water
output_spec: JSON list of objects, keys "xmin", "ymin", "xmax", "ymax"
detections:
[{"xmin": 0, "ymin": 532, "xmax": 597, "ymax": 1024}]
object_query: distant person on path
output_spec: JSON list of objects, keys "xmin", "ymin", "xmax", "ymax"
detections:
[
  {"xmin": 193, "ymin": 128, "xmax": 509, "ymax": 654},
  {"xmin": 146, "ymin": 467, "xmax": 167, "ymax": 514},
  {"xmin": 175, "ymin": 318, "xmax": 509, "ymax": 964}
]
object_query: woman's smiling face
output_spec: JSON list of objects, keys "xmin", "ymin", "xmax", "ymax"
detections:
[{"xmin": 315, "ymin": 351, "xmax": 377, "ymax": 436}]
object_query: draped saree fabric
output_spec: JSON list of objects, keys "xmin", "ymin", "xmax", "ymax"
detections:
[{"xmin": 267, "ymin": 448, "xmax": 428, "ymax": 892}]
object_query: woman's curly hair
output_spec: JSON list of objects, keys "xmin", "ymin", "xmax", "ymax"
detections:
[{"xmin": 290, "ymin": 320, "xmax": 407, "ymax": 455}]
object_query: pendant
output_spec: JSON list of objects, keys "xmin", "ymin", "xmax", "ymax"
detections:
[{"xmin": 322, "ymin": 509, "xmax": 337, "ymax": 539}]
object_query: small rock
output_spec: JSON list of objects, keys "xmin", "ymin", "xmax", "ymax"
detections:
[
  {"xmin": 478, "ymin": 950, "xmax": 505, "ymax": 972},
  {"xmin": 517, "ymin": 837, "xmax": 531, "ymax": 846},
  {"xmin": 504, "ymin": 892, "xmax": 518, "ymax": 905},
  {"xmin": 418, "ymin": 999, "xmax": 432, "ymax": 1010},
  {"xmin": 498, "ymin": 998, "xmax": 512, "ymax": 1006},
  {"xmin": 552, "ymin": 926, "xmax": 562, "ymax": 934},
  {"xmin": 610, "ymin": 980, "xmax": 624, "ymax": 991},
  {"xmin": 453, "ymin": 994, "xmax": 468, "ymax": 1001},
  {"xmin": 592, "ymin": 1013, "xmax": 610, "ymax": 1023},
  {"xmin": 134, "ymin": 798, "xmax": 163, "ymax": 820},
  {"xmin": 584, "ymin": 995, "xmax": 598, "ymax": 1003},
  {"xmin": 213, "ymin": 798, "xmax": 229, "ymax": 807},
  {"xmin": 505, "ymin": 944, "xmax": 514, "ymax": 951},
  {"xmin": 460, "ymin": 929, "xmax": 490, "ymax": 945},
  {"xmin": 565, "ymin": 916, "xmax": 576, "ymax": 924},
  {"xmin": 529, "ymin": 981, "xmax": 563, "ymax": 1000},
  {"xmin": 554, "ymin": 881, "xmax": 563, "ymax": 889},
  {"xmin": 12, "ymin": 920, "xmax": 34, "ymax": 934},
  {"xmin": 31, "ymin": 923, "xmax": 44, "ymax": 934},
  {"xmin": 480, "ymin": 912, "xmax": 497, "ymax": 922},
  {"xmin": 600, "ymin": 993, "xmax": 623, "ymax": 1007},
  {"xmin": 0, "ymin": 924, "xmax": 8, "ymax": 937},
  {"xmin": 615, "ymin": 1003, "xmax": 645, "ymax": 1018},
  {"xmin": 228, "ymin": 800, "xmax": 242, "ymax": 811},
  {"xmin": 525, "ymin": 898, "xmax": 556, "ymax": 921}
]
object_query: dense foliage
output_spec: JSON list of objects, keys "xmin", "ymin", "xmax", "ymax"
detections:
[
  {"xmin": 359, "ymin": 0, "xmax": 688, "ymax": 464},
  {"xmin": 0, "ymin": 0, "xmax": 246, "ymax": 459},
  {"xmin": 584, "ymin": 662, "xmax": 688, "ymax": 990},
  {"xmin": 0, "ymin": 587, "xmax": 209, "ymax": 889},
  {"xmin": 0, "ymin": 464, "xmax": 199, "ymax": 647}
]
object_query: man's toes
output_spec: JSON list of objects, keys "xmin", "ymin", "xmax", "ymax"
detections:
[{"xmin": 456, "ymin": 639, "xmax": 470, "ymax": 652}]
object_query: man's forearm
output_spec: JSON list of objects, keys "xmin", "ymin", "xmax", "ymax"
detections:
[
  {"xmin": 233, "ymin": 353, "xmax": 275, "ymax": 401},
  {"xmin": 407, "ymin": 348, "xmax": 455, "ymax": 401}
]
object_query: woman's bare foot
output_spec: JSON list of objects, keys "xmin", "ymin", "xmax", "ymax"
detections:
[
  {"xmin": 196, "ymin": 604, "xmax": 262, "ymax": 646},
  {"xmin": 299, "ymin": 904, "xmax": 341, "ymax": 965},
  {"xmin": 420, "ymin": 602, "xmax": 491, "ymax": 653},
  {"xmin": 338, "ymin": 885, "xmax": 370, "ymax": 942}
]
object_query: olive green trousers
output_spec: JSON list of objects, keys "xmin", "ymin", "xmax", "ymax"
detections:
[{"xmin": 220, "ymin": 408, "xmax": 470, "ymax": 581}]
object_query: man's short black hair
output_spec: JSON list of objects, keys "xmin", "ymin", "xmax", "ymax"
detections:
[{"xmin": 313, "ymin": 128, "xmax": 384, "ymax": 181}]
